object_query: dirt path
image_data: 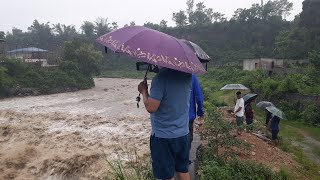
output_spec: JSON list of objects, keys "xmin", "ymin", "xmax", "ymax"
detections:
[{"xmin": 0, "ymin": 78, "xmax": 151, "ymax": 180}]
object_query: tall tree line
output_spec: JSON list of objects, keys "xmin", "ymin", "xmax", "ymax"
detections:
[{"xmin": 2, "ymin": 0, "xmax": 319, "ymax": 64}]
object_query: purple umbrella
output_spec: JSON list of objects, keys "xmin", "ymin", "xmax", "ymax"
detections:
[{"xmin": 96, "ymin": 26, "xmax": 206, "ymax": 74}]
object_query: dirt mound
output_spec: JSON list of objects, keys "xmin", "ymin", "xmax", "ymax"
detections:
[
  {"xmin": 237, "ymin": 133, "xmax": 297, "ymax": 171},
  {"xmin": 218, "ymin": 107, "xmax": 301, "ymax": 173}
]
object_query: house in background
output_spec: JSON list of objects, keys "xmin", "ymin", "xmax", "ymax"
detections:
[
  {"xmin": 243, "ymin": 58, "xmax": 309, "ymax": 75},
  {"xmin": 243, "ymin": 58, "xmax": 284, "ymax": 71},
  {"xmin": 7, "ymin": 47, "xmax": 50, "ymax": 66}
]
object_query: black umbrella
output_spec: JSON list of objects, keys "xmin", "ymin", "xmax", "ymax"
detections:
[
  {"xmin": 256, "ymin": 101, "xmax": 274, "ymax": 109},
  {"xmin": 180, "ymin": 39, "xmax": 211, "ymax": 70},
  {"xmin": 243, "ymin": 94, "xmax": 258, "ymax": 105},
  {"xmin": 266, "ymin": 106, "xmax": 286, "ymax": 119}
]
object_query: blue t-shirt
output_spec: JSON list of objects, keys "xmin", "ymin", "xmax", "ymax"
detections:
[{"xmin": 150, "ymin": 68, "xmax": 192, "ymax": 138}]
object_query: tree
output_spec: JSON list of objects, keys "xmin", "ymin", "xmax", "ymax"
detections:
[
  {"xmin": 196, "ymin": 2, "xmax": 205, "ymax": 11},
  {"xmin": 94, "ymin": 17, "xmax": 111, "ymax": 37},
  {"xmin": 309, "ymin": 50, "xmax": 320, "ymax": 68},
  {"xmin": 130, "ymin": 21, "xmax": 136, "ymax": 26},
  {"xmin": 111, "ymin": 22, "xmax": 118, "ymax": 30},
  {"xmin": 53, "ymin": 23, "xmax": 77, "ymax": 39},
  {"xmin": 232, "ymin": 4, "xmax": 261, "ymax": 21},
  {"xmin": 307, "ymin": 50, "xmax": 320, "ymax": 85},
  {"xmin": 274, "ymin": 28, "xmax": 311, "ymax": 59},
  {"xmin": 64, "ymin": 40, "xmax": 102, "ymax": 76},
  {"xmin": 186, "ymin": 0, "xmax": 194, "ymax": 16},
  {"xmin": 0, "ymin": 31, "xmax": 4, "ymax": 40},
  {"xmin": 27, "ymin": 20, "xmax": 54, "ymax": 49},
  {"xmin": 300, "ymin": 0, "xmax": 320, "ymax": 51},
  {"xmin": 160, "ymin": 20, "xmax": 168, "ymax": 28},
  {"xmin": 81, "ymin": 21, "xmax": 95, "ymax": 38},
  {"xmin": 262, "ymin": 0, "xmax": 293, "ymax": 19},
  {"xmin": 188, "ymin": 2, "xmax": 211, "ymax": 25},
  {"xmin": 212, "ymin": 12, "xmax": 226, "ymax": 22},
  {"xmin": 144, "ymin": 22, "xmax": 161, "ymax": 30},
  {"xmin": 172, "ymin": 11, "xmax": 188, "ymax": 27},
  {"xmin": 300, "ymin": 0, "xmax": 320, "ymax": 30}
]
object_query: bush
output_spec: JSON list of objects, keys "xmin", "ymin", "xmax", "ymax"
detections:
[
  {"xmin": 300, "ymin": 104, "xmax": 320, "ymax": 126},
  {"xmin": 0, "ymin": 66, "xmax": 15, "ymax": 96},
  {"xmin": 199, "ymin": 151, "xmax": 288, "ymax": 180},
  {"xmin": 0, "ymin": 57, "xmax": 95, "ymax": 97}
]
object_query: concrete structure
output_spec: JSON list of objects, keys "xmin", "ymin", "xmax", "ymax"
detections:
[
  {"xmin": 243, "ymin": 58, "xmax": 284, "ymax": 71},
  {"xmin": 7, "ymin": 47, "xmax": 50, "ymax": 67},
  {"xmin": 284, "ymin": 59, "xmax": 309, "ymax": 66}
]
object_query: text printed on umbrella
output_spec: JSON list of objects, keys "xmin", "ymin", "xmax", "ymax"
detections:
[{"xmin": 97, "ymin": 35, "xmax": 206, "ymax": 74}]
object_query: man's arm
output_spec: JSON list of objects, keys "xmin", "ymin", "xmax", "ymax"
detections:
[
  {"xmin": 234, "ymin": 107, "xmax": 242, "ymax": 114},
  {"xmin": 138, "ymin": 81, "xmax": 160, "ymax": 113}
]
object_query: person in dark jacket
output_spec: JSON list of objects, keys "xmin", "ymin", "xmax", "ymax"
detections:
[
  {"xmin": 268, "ymin": 114, "xmax": 281, "ymax": 146},
  {"xmin": 189, "ymin": 75, "xmax": 204, "ymax": 155},
  {"xmin": 244, "ymin": 100, "xmax": 254, "ymax": 131},
  {"xmin": 265, "ymin": 110, "xmax": 272, "ymax": 126}
]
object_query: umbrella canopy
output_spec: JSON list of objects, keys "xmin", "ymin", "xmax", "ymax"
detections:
[
  {"xmin": 96, "ymin": 26, "xmax": 206, "ymax": 74},
  {"xmin": 266, "ymin": 106, "xmax": 286, "ymax": 119},
  {"xmin": 256, "ymin": 101, "xmax": 274, "ymax": 109},
  {"xmin": 243, "ymin": 94, "xmax": 258, "ymax": 105},
  {"xmin": 220, "ymin": 84, "xmax": 249, "ymax": 90},
  {"xmin": 180, "ymin": 39, "xmax": 210, "ymax": 63}
]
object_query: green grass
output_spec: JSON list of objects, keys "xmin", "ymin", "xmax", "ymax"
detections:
[
  {"xmin": 104, "ymin": 150, "xmax": 154, "ymax": 180},
  {"xmin": 283, "ymin": 121, "xmax": 320, "ymax": 142},
  {"xmin": 278, "ymin": 123, "xmax": 320, "ymax": 179},
  {"xmin": 280, "ymin": 122, "xmax": 305, "ymax": 142},
  {"xmin": 313, "ymin": 148, "xmax": 320, "ymax": 158},
  {"xmin": 282, "ymin": 142, "xmax": 320, "ymax": 180}
]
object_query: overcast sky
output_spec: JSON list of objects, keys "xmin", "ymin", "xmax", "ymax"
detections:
[{"xmin": 0, "ymin": 0, "xmax": 303, "ymax": 33}]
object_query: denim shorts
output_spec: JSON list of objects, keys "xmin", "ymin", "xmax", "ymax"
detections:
[
  {"xmin": 150, "ymin": 134, "xmax": 189, "ymax": 179},
  {"xmin": 236, "ymin": 116, "xmax": 244, "ymax": 126}
]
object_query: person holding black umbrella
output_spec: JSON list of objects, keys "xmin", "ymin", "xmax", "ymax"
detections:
[{"xmin": 244, "ymin": 100, "xmax": 255, "ymax": 131}]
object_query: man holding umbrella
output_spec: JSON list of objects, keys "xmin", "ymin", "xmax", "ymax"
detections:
[
  {"xmin": 97, "ymin": 26, "xmax": 208, "ymax": 180},
  {"xmin": 234, "ymin": 91, "xmax": 245, "ymax": 135},
  {"xmin": 138, "ymin": 68, "xmax": 192, "ymax": 180},
  {"xmin": 266, "ymin": 106, "xmax": 286, "ymax": 146}
]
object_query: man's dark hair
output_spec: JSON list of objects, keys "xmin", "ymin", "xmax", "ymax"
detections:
[{"xmin": 236, "ymin": 91, "xmax": 241, "ymax": 95}]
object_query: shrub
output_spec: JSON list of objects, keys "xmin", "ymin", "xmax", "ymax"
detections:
[{"xmin": 300, "ymin": 104, "xmax": 320, "ymax": 126}]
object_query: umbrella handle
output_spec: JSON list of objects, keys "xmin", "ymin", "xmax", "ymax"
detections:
[
  {"xmin": 136, "ymin": 65, "xmax": 151, "ymax": 108},
  {"xmin": 136, "ymin": 93, "xmax": 141, "ymax": 108}
]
